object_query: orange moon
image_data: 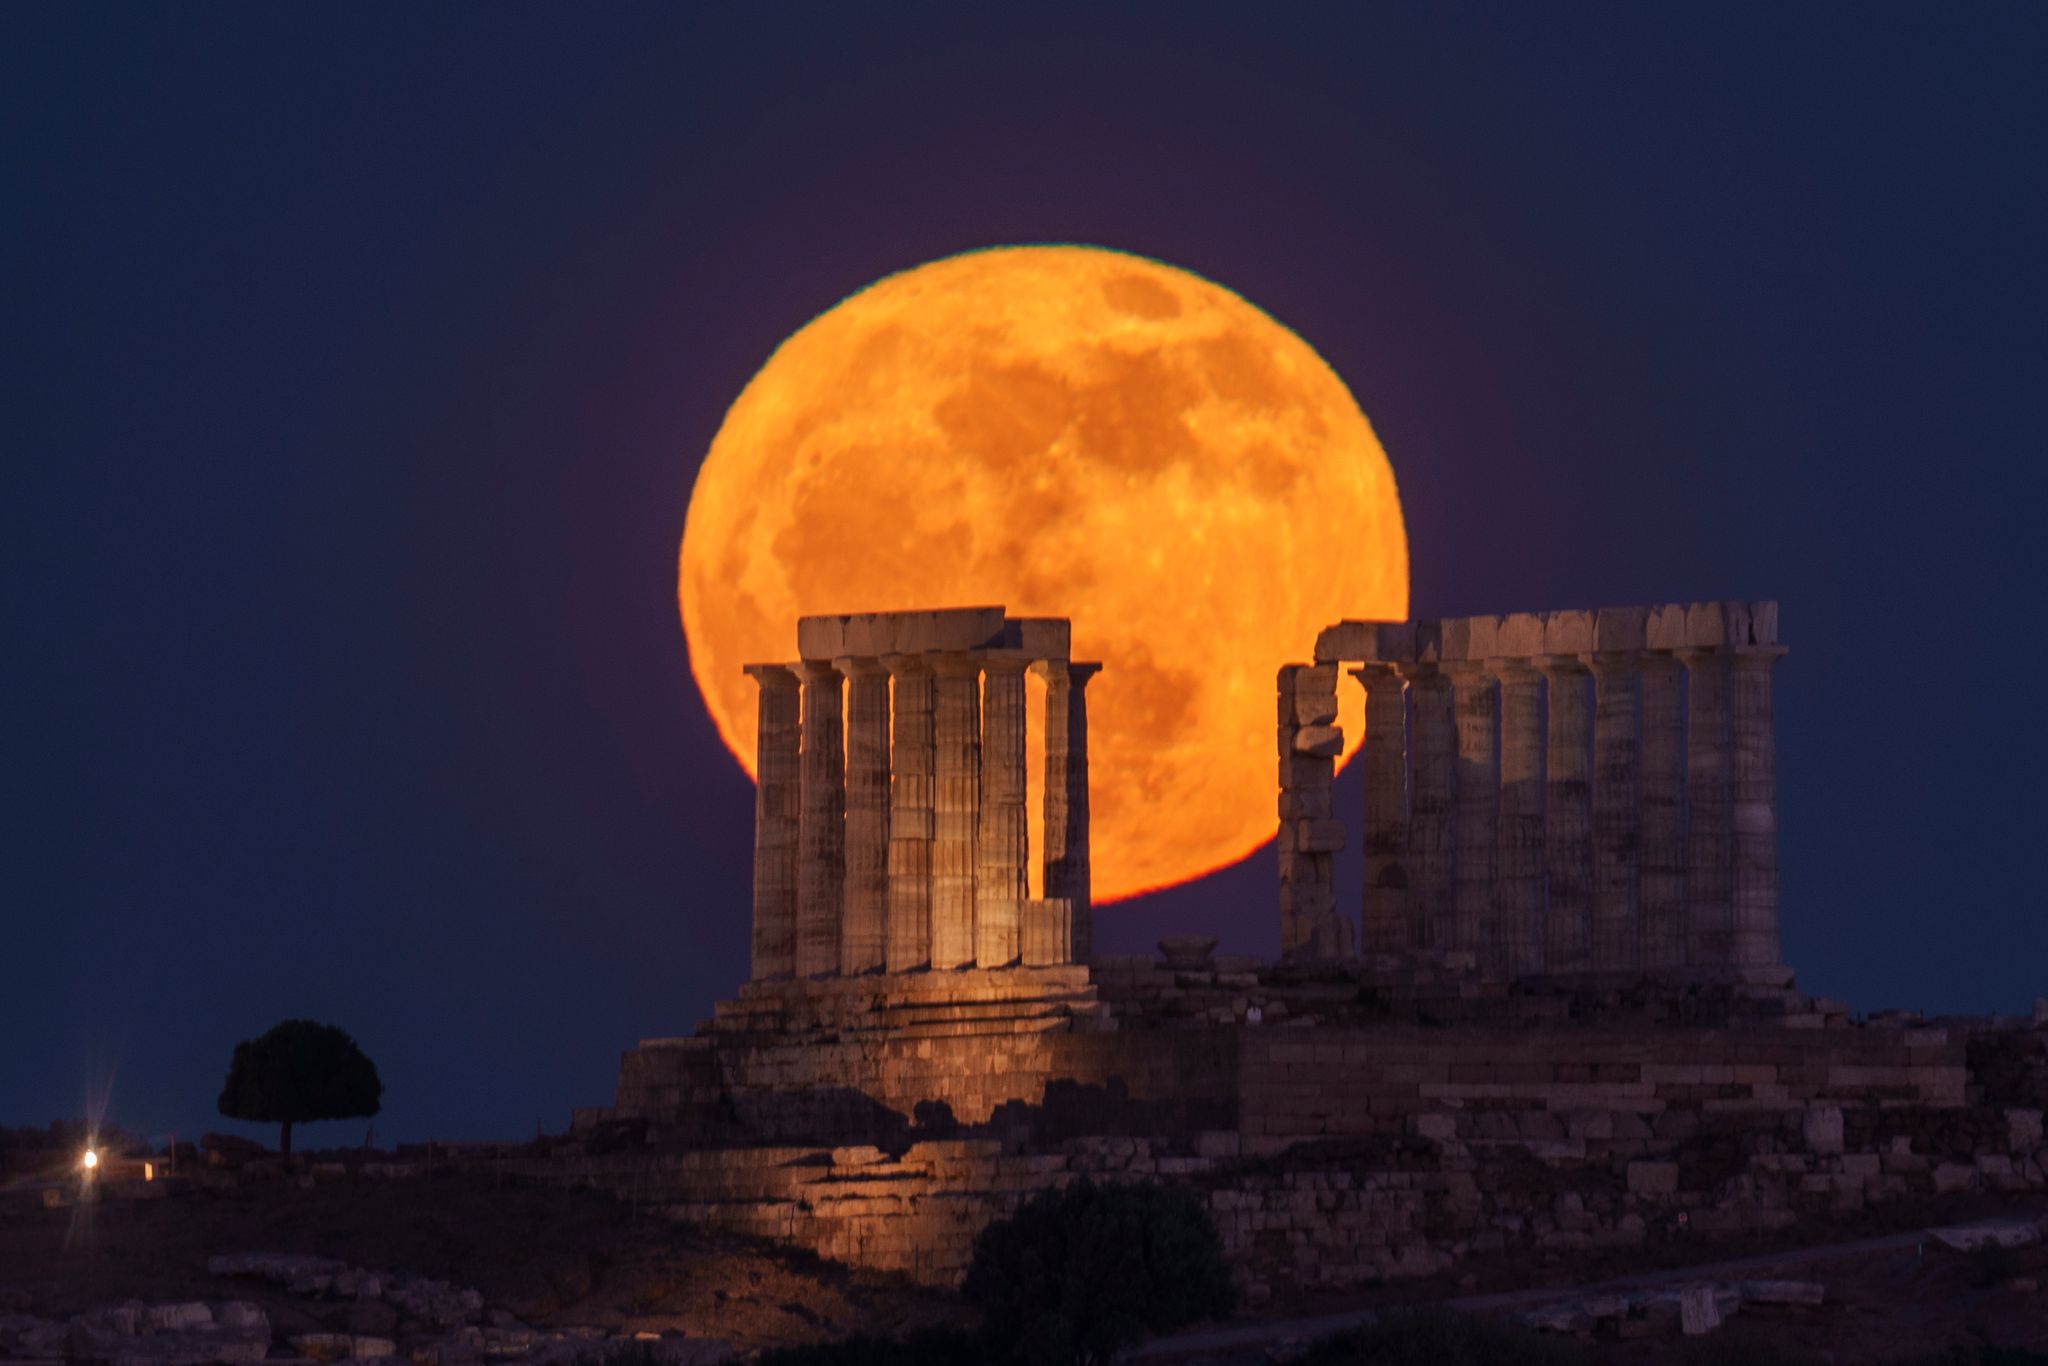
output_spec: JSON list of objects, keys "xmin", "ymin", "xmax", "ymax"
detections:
[{"xmin": 679, "ymin": 245, "xmax": 1407, "ymax": 902}]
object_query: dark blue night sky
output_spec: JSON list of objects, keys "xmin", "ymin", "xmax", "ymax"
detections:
[{"xmin": 4, "ymin": 4, "xmax": 2043, "ymax": 1146}]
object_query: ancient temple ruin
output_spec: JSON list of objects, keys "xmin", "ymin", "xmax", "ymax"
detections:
[
  {"xmin": 573, "ymin": 596, "xmax": 2045, "ymax": 1300},
  {"xmin": 1279, "ymin": 601, "xmax": 1786, "ymax": 981},
  {"xmin": 742, "ymin": 606, "xmax": 1099, "ymax": 978}
]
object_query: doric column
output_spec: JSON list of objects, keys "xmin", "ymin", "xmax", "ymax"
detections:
[
  {"xmin": 1683, "ymin": 647, "xmax": 1736, "ymax": 970},
  {"xmin": 975, "ymin": 655, "xmax": 1030, "ymax": 968},
  {"xmin": 1493, "ymin": 659, "xmax": 1545, "ymax": 978},
  {"xmin": 1538, "ymin": 655, "xmax": 1593, "ymax": 974},
  {"xmin": 1446, "ymin": 663, "xmax": 1499, "ymax": 973},
  {"xmin": 1638, "ymin": 653, "xmax": 1686, "ymax": 970},
  {"xmin": 1403, "ymin": 663, "xmax": 1457, "ymax": 952},
  {"xmin": 1730, "ymin": 646, "xmax": 1788, "ymax": 969},
  {"xmin": 929, "ymin": 653, "xmax": 982, "ymax": 970},
  {"xmin": 1277, "ymin": 663, "xmax": 1347, "ymax": 960},
  {"xmin": 837, "ymin": 656, "xmax": 890, "ymax": 975},
  {"xmin": 883, "ymin": 655, "xmax": 934, "ymax": 972},
  {"xmin": 1588, "ymin": 652, "xmax": 1641, "ymax": 972},
  {"xmin": 1040, "ymin": 661, "xmax": 1099, "ymax": 961},
  {"xmin": 795, "ymin": 661, "xmax": 845, "ymax": 978},
  {"xmin": 744, "ymin": 665, "xmax": 801, "ymax": 981},
  {"xmin": 1351, "ymin": 663, "xmax": 1412, "ymax": 953}
]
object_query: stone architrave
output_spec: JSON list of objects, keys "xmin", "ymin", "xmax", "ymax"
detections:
[
  {"xmin": 1682, "ymin": 648, "xmax": 1736, "ymax": 971},
  {"xmin": 1589, "ymin": 653, "xmax": 1641, "ymax": 972},
  {"xmin": 837, "ymin": 657, "xmax": 891, "ymax": 975},
  {"xmin": 883, "ymin": 655, "xmax": 935, "ymax": 972},
  {"xmin": 1447, "ymin": 663, "xmax": 1499, "ymax": 972},
  {"xmin": 1730, "ymin": 646, "xmax": 1788, "ymax": 969},
  {"xmin": 975, "ymin": 655, "xmax": 1031, "ymax": 968},
  {"xmin": 1404, "ymin": 664, "xmax": 1456, "ymax": 952},
  {"xmin": 744, "ymin": 665, "xmax": 801, "ymax": 981},
  {"xmin": 1040, "ymin": 661, "xmax": 1099, "ymax": 961},
  {"xmin": 1638, "ymin": 654, "xmax": 1687, "ymax": 970},
  {"xmin": 1493, "ymin": 659, "xmax": 1545, "ymax": 977},
  {"xmin": 796, "ymin": 661, "xmax": 846, "ymax": 978},
  {"xmin": 1352, "ymin": 663, "xmax": 1411, "ymax": 953},
  {"xmin": 1539, "ymin": 655, "xmax": 1593, "ymax": 973},
  {"xmin": 930, "ymin": 653, "xmax": 983, "ymax": 970}
]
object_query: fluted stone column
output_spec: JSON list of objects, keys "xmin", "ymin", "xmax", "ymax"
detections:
[
  {"xmin": 1352, "ymin": 663, "xmax": 1412, "ymax": 953},
  {"xmin": 1040, "ymin": 661, "xmax": 1099, "ymax": 961},
  {"xmin": 1638, "ymin": 654, "xmax": 1686, "ymax": 970},
  {"xmin": 883, "ymin": 655, "xmax": 934, "ymax": 972},
  {"xmin": 796, "ymin": 661, "xmax": 845, "ymax": 978},
  {"xmin": 838, "ymin": 656, "xmax": 890, "ymax": 975},
  {"xmin": 1447, "ymin": 663, "xmax": 1499, "ymax": 972},
  {"xmin": 744, "ymin": 665, "xmax": 801, "ymax": 981},
  {"xmin": 1494, "ymin": 660, "xmax": 1546, "ymax": 977},
  {"xmin": 1730, "ymin": 646, "xmax": 1788, "ymax": 969},
  {"xmin": 1404, "ymin": 664, "xmax": 1457, "ymax": 952},
  {"xmin": 930, "ymin": 653, "xmax": 982, "ymax": 970},
  {"xmin": 1683, "ymin": 648, "xmax": 1736, "ymax": 971},
  {"xmin": 1539, "ymin": 655, "xmax": 1593, "ymax": 973},
  {"xmin": 1589, "ymin": 653, "xmax": 1641, "ymax": 972},
  {"xmin": 975, "ymin": 655, "xmax": 1030, "ymax": 968}
]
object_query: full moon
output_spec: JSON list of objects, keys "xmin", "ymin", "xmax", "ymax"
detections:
[{"xmin": 680, "ymin": 245, "xmax": 1407, "ymax": 902}]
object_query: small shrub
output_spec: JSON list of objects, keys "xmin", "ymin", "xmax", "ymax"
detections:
[{"xmin": 963, "ymin": 1179, "xmax": 1236, "ymax": 1366}]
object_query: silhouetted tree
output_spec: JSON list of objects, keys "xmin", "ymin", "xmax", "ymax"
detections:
[
  {"xmin": 216, "ymin": 1019, "xmax": 381, "ymax": 1156},
  {"xmin": 963, "ymin": 1179, "xmax": 1235, "ymax": 1366}
]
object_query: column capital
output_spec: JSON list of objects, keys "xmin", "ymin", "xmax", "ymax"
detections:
[
  {"xmin": 1675, "ymin": 645, "xmax": 1737, "ymax": 671},
  {"xmin": 1587, "ymin": 649, "xmax": 1640, "ymax": 677},
  {"xmin": 1535, "ymin": 653, "xmax": 1591, "ymax": 678},
  {"xmin": 1348, "ymin": 660, "xmax": 1405, "ymax": 685},
  {"xmin": 1486, "ymin": 657, "xmax": 1543, "ymax": 683},
  {"xmin": 880, "ymin": 652, "xmax": 931, "ymax": 678},
  {"xmin": 796, "ymin": 658, "xmax": 843, "ymax": 683},
  {"xmin": 930, "ymin": 651, "xmax": 985, "ymax": 679},
  {"xmin": 1441, "ymin": 658, "xmax": 1493, "ymax": 681},
  {"xmin": 1033, "ymin": 659, "xmax": 1103, "ymax": 685},
  {"xmin": 832, "ymin": 654, "xmax": 890, "ymax": 678},
  {"xmin": 1730, "ymin": 644, "xmax": 1790, "ymax": 669},
  {"xmin": 978, "ymin": 650, "xmax": 1035, "ymax": 677},
  {"xmin": 743, "ymin": 663, "xmax": 801, "ymax": 689},
  {"xmin": 1637, "ymin": 650, "xmax": 1685, "ymax": 674}
]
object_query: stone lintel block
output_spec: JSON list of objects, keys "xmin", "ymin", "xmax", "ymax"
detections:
[
  {"xmin": 1542, "ymin": 610, "xmax": 1595, "ymax": 655},
  {"xmin": 1313, "ymin": 619, "xmax": 1414, "ymax": 663},
  {"xmin": 1492, "ymin": 612, "xmax": 1546, "ymax": 658},
  {"xmin": 1438, "ymin": 616, "xmax": 1476, "ymax": 661},
  {"xmin": 1746, "ymin": 601, "xmax": 1779, "ymax": 645},
  {"xmin": 1645, "ymin": 603, "xmax": 1689, "ymax": 650},
  {"xmin": 1292, "ymin": 724, "xmax": 1344, "ymax": 758},
  {"xmin": 1594, "ymin": 606, "xmax": 1649, "ymax": 652},
  {"xmin": 987, "ymin": 616, "xmax": 1072, "ymax": 659},
  {"xmin": 798, "ymin": 606, "xmax": 1007, "ymax": 660}
]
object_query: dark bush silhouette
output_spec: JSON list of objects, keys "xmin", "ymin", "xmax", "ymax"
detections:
[
  {"xmin": 216, "ymin": 1019, "xmax": 381, "ymax": 1155},
  {"xmin": 962, "ymin": 1179, "xmax": 1235, "ymax": 1366},
  {"xmin": 1296, "ymin": 1312, "xmax": 1592, "ymax": 1366}
]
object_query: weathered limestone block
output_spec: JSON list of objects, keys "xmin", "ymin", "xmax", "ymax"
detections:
[
  {"xmin": 1589, "ymin": 653, "xmax": 1640, "ymax": 972},
  {"xmin": 839, "ymin": 657, "xmax": 891, "ymax": 975},
  {"xmin": 1405, "ymin": 664, "xmax": 1457, "ymax": 951},
  {"xmin": 975, "ymin": 656, "xmax": 1030, "ymax": 968},
  {"xmin": 1731, "ymin": 646, "xmax": 1787, "ymax": 969},
  {"xmin": 1352, "ymin": 663, "xmax": 1412, "ymax": 952},
  {"xmin": 797, "ymin": 662, "xmax": 846, "ymax": 978},
  {"xmin": 1683, "ymin": 648, "xmax": 1736, "ymax": 970},
  {"xmin": 744, "ymin": 665, "xmax": 801, "ymax": 981},
  {"xmin": 1803, "ymin": 1104, "xmax": 1844, "ymax": 1155},
  {"xmin": 1447, "ymin": 664, "xmax": 1499, "ymax": 972},
  {"xmin": 1541, "ymin": 655, "xmax": 1593, "ymax": 972},
  {"xmin": 1039, "ymin": 662, "xmax": 1099, "ymax": 960},
  {"xmin": 931, "ymin": 653, "xmax": 982, "ymax": 970},
  {"xmin": 1638, "ymin": 654, "xmax": 1686, "ymax": 969},
  {"xmin": 1493, "ymin": 660, "xmax": 1545, "ymax": 977},
  {"xmin": 884, "ymin": 656, "xmax": 935, "ymax": 972},
  {"xmin": 798, "ymin": 606, "xmax": 1005, "ymax": 662}
]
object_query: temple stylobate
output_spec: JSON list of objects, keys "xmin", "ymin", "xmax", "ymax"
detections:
[
  {"xmin": 1280, "ymin": 601, "xmax": 1788, "ymax": 982},
  {"xmin": 744, "ymin": 607, "xmax": 1099, "ymax": 980}
]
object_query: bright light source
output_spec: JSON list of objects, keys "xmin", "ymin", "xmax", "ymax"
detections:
[{"xmin": 81, "ymin": 1148, "xmax": 99, "ymax": 1172}]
